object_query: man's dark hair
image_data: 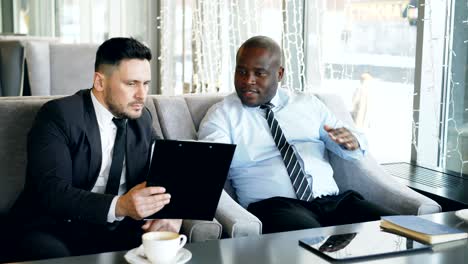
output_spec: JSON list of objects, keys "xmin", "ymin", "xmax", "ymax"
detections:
[
  {"xmin": 94, "ymin": 37, "xmax": 152, "ymax": 72},
  {"xmin": 237, "ymin": 36, "xmax": 283, "ymax": 66}
]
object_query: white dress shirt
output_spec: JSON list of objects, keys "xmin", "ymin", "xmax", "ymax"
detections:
[
  {"xmin": 90, "ymin": 92, "xmax": 126, "ymax": 222},
  {"xmin": 198, "ymin": 88, "xmax": 367, "ymax": 208}
]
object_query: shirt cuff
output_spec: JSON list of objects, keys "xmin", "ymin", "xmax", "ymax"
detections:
[
  {"xmin": 107, "ymin": 195, "xmax": 125, "ymax": 223},
  {"xmin": 352, "ymin": 132, "xmax": 368, "ymax": 155},
  {"xmin": 341, "ymin": 125, "xmax": 368, "ymax": 154}
]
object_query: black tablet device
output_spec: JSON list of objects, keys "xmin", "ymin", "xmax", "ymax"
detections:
[
  {"xmin": 299, "ymin": 230, "xmax": 431, "ymax": 261},
  {"xmin": 145, "ymin": 139, "xmax": 236, "ymax": 220}
]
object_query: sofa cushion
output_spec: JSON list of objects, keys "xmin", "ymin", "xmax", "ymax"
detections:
[
  {"xmin": 145, "ymin": 97, "xmax": 163, "ymax": 138},
  {"xmin": 24, "ymin": 41, "xmax": 51, "ymax": 95},
  {"xmin": 154, "ymin": 96, "xmax": 197, "ymax": 140},
  {"xmin": 49, "ymin": 43, "xmax": 98, "ymax": 95},
  {"xmin": 183, "ymin": 95, "xmax": 223, "ymax": 130}
]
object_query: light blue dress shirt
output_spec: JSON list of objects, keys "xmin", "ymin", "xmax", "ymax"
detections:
[{"xmin": 198, "ymin": 88, "xmax": 367, "ymax": 208}]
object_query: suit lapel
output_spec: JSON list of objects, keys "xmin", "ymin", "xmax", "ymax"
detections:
[{"xmin": 82, "ymin": 89, "xmax": 103, "ymax": 188}]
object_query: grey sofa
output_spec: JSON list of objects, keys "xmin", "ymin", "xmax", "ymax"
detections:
[{"xmin": 0, "ymin": 92, "xmax": 441, "ymax": 247}]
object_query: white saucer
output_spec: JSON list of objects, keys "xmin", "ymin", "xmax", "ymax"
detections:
[
  {"xmin": 455, "ymin": 209, "xmax": 468, "ymax": 224},
  {"xmin": 124, "ymin": 245, "xmax": 192, "ymax": 264}
]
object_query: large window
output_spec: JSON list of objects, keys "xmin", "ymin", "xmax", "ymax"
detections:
[
  {"xmin": 11, "ymin": 0, "xmax": 150, "ymax": 43},
  {"xmin": 413, "ymin": 0, "xmax": 468, "ymax": 177},
  {"xmin": 13, "ymin": 0, "xmax": 55, "ymax": 36},
  {"xmin": 305, "ymin": 0, "xmax": 417, "ymax": 163},
  {"xmin": 440, "ymin": 0, "xmax": 468, "ymax": 176}
]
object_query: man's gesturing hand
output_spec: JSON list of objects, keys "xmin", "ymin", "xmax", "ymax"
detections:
[
  {"xmin": 115, "ymin": 182, "xmax": 171, "ymax": 220},
  {"xmin": 324, "ymin": 125, "xmax": 360, "ymax": 151}
]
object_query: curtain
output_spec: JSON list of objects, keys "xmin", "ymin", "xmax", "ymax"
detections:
[{"xmin": 158, "ymin": 0, "xmax": 307, "ymax": 95}]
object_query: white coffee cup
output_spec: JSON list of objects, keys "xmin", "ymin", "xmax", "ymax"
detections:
[{"xmin": 142, "ymin": 231, "xmax": 187, "ymax": 263}]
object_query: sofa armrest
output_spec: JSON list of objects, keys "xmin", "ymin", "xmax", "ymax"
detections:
[
  {"xmin": 181, "ymin": 219, "xmax": 222, "ymax": 243},
  {"xmin": 330, "ymin": 153, "xmax": 441, "ymax": 215},
  {"xmin": 215, "ymin": 190, "xmax": 262, "ymax": 237}
]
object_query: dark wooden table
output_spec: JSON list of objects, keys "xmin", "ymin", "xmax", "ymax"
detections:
[{"xmin": 18, "ymin": 211, "xmax": 468, "ymax": 264}]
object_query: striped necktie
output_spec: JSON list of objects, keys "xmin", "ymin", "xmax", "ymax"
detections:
[{"xmin": 261, "ymin": 103, "xmax": 313, "ymax": 202}]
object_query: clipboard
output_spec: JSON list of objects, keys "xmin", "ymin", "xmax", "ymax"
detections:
[{"xmin": 145, "ymin": 139, "xmax": 236, "ymax": 220}]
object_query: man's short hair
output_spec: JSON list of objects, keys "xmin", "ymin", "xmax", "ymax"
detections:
[
  {"xmin": 237, "ymin": 36, "xmax": 283, "ymax": 66},
  {"xmin": 94, "ymin": 37, "xmax": 152, "ymax": 72}
]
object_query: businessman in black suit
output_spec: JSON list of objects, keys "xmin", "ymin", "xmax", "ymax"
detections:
[{"xmin": 8, "ymin": 37, "xmax": 181, "ymax": 261}]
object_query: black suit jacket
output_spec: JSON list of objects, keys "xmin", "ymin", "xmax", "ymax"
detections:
[{"xmin": 11, "ymin": 89, "xmax": 155, "ymax": 228}]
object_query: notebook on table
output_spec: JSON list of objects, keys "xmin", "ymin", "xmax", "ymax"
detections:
[
  {"xmin": 380, "ymin": 215, "xmax": 468, "ymax": 244},
  {"xmin": 145, "ymin": 139, "xmax": 236, "ymax": 220}
]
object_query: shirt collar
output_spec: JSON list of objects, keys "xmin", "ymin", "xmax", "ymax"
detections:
[
  {"xmin": 265, "ymin": 87, "xmax": 289, "ymax": 110},
  {"xmin": 90, "ymin": 89, "xmax": 117, "ymax": 128}
]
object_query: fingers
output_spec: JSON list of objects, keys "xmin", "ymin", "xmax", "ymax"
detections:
[
  {"xmin": 142, "ymin": 220, "xmax": 152, "ymax": 230},
  {"xmin": 169, "ymin": 219, "xmax": 183, "ymax": 233},
  {"xmin": 140, "ymin": 186, "xmax": 167, "ymax": 197},
  {"xmin": 130, "ymin": 189, "xmax": 171, "ymax": 209},
  {"xmin": 133, "ymin": 182, "xmax": 166, "ymax": 196},
  {"xmin": 117, "ymin": 187, "xmax": 171, "ymax": 220},
  {"xmin": 133, "ymin": 193, "xmax": 171, "ymax": 219},
  {"xmin": 143, "ymin": 219, "xmax": 183, "ymax": 233},
  {"xmin": 325, "ymin": 126, "xmax": 349, "ymax": 143},
  {"xmin": 324, "ymin": 125, "xmax": 359, "ymax": 150},
  {"xmin": 129, "ymin": 184, "xmax": 170, "ymax": 210},
  {"xmin": 146, "ymin": 219, "xmax": 165, "ymax": 232}
]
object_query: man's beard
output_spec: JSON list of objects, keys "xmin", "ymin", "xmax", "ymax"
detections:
[{"xmin": 105, "ymin": 93, "xmax": 143, "ymax": 120}]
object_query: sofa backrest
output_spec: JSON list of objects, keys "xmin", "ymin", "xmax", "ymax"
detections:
[
  {"xmin": 149, "ymin": 94, "xmax": 224, "ymax": 139},
  {"xmin": 25, "ymin": 42, "xmax": 98, "ymax": 96}
]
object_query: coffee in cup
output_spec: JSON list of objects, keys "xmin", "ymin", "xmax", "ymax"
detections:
[{"xmin": 142, "ymin": 231, "xmax": 187, "ymax": 263}]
